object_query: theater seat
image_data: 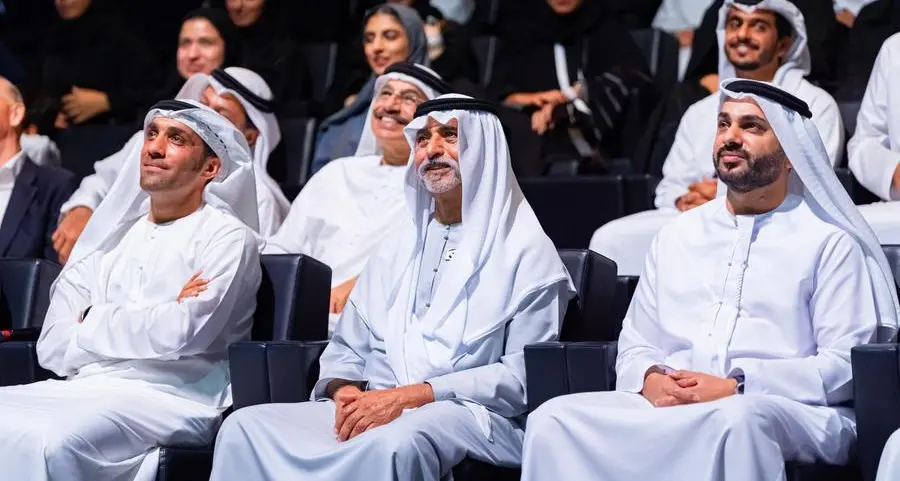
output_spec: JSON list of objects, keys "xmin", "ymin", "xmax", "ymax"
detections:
[
  {"xmin": 520, "ymin": 176, "xmax": 626, "ymax": 249},
  {"xmin": 298, "ymin": 42, "xmax": 338, "ymax": 108},
  {"xmin": 839, "ymin": 100, "xmax": 862, "ymax": 138},
  {"xmin": 56, "ymin": 124, "xmax": 136, "ymax": 180},
  {"xmin": 280, "ymin": 117, "xmax": 318, "ymax": 186},
  {"xmin": 853, "ymin": 245, "xmax": 900, "ymax": 481},
  {"xmin": 226, "ymin": 249, "xmax": 618, "ymax": 480}
]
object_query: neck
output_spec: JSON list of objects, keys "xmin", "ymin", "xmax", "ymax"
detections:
[
  {"xmin": 148, "ymin": 191, "xmax": 204, "ymax": 224},
  {"xmin": 735, "ymin": 62, "xmax": 780, "ymax": 83},
  {"xmin": 0, "ymin": 133, "xmax": 21, "ymax": 167},
  {"xmin": 381, "ymin": 146, "xmax": 409, "ymax": 167},
  {"xmin": 725, "ymin": 181, "xmax": 788, "ymax": 216},
  {"xmin": 433, "ymin": 187, "xmax": 462, "ymax": 225}
]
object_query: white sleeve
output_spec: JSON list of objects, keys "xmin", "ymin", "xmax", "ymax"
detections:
[
  {"xmin": 36, "ymin": 256, "xmax": 101, "ymax": 376},
  {"xmin": 730, "ymin": 232, "xmax": 878, "ymax": 405},
  {"xmin": 60, "ymin": 131, "xmax": 142, "ymax": 214},
  {"xmin": 615, "ymin": 236, "xmax": 668, "ymax": 393},
  {"xmin": 425, "ymin": 283, "xmax": 567, "ymax": 418},
  {"xmin": 312, "ymin": 300, "xmax": 373, "ymax": 400},
  {"xmin": 654, "ymin": 108, "xmax": 703, "ymax": 209},
  {"xmin": 848, "ymin": 39, "xmax": 900, "ymax": 201},
  {"xmin": 262, "ymin": 178, "xmax": 319, "ymax": 254},
  {"xmin": 73, "ymin": 225, "xmax": 261, "ymax": 361},
  {"xmin": 809, "ymin": 91, "xmax": 845, "ymax": 167}
]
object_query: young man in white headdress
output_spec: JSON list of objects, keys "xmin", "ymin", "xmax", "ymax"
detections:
[
  {"xmin": 521, "ymin": 79, "xmax": 899, "ymax": 481},
  {"xmin": 206, "ymin": 95, "xmax": 575, "ymax": 480},
  {"xmin": 847, "ymin": 32, "xmax": 900, "ymax": 244},
  {"xmin": 52, "ymin": 67, "xmax": 288, "ymax": 262},
  {"xmin": 0, "ymin": 100, "xmax": 262, "ymax": 481},
  {"xmin": 264, "ymin": 62, "xmax": 450, "ymax": 335},
  {"xmin": 590, "ymin": 0, "xmax": 844, "ymax": 276}
]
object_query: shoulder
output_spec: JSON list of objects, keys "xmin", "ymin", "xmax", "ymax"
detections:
[
  {"xmin": 794, "ymin": 80, "xmax": 839, "ymax": 117},
  {"xmin": 202, "ymin": 208, "xmax": 260, "ymax": 252},
  {"xmin": 30, "ymin": 160, "xmax": 76, "ymax": 187},
  {"xmin": 883, "ymin": 32, "xmax": 900, "ymax": 54},
  {"xmin": 658, "ymin": 197, "xmax": 720, "ymax": 239},
  {"xmin": 683, "ymin": 93, "xmax": 718, "ymax": 120}
]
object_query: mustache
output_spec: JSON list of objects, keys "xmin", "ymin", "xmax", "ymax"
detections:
[
  {"xmin": 417, "ymin": 156, "xmax": 459, "ymax": 177},
  {"xmin": 716, "ymin": 145, "xmax": 749, "ymax": 161},
  {"xmin": 728, "ymin": 39, "xmax": 760, "ymax": 50},
  {"xmin": 373, "ymin": 108, "xmax": 407, "ymax": 125}
]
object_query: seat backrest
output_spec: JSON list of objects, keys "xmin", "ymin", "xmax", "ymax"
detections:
[
  {"xmin": 56, "ymin": 125, "xmax": 136, "ymax": 179},
  {"xmin": 0, "ymin": 259, "xmax": 61, "ymax": 330},
  {"xmin": 472, "ymin": 36, "xmax": 498, "ymax": 87},
  {"xmin": 280, "ymin": 117, "xmax": 318, "ymax": 185},
  {"xmin": 558, "ymin": 249, "xmax": 619, "ymax": 342},
  {"xmin": 254, "ymin": 254, "xmax": 332, "ymax": 342},
  {"xmin": 838, "ymin": 100, "xmax": 861, "ymax": 138},
  {"xmin": 520, "ymin": 176, "xmax": 626, "ymax": 249},
  {"xmin": 299, "ymin": 42, "xmax": 339, "ymax": 106},
  {"xmin": 883, "ymin": 245, "xmax": 900, "ymax": 288}
]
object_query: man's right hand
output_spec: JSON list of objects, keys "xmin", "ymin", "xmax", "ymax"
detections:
[
  {"xmin": 177, "ymin": 271, "xmax": 209, "ymax": 303},
  {"xmin": 52, "ymin": 206, "xmax": 93, "ymax": 264},
  {"xmin": 700, "ymin": 73, "xmax": 720, "ymax": 94},
  {"xmin": 641, "ymin": 372, "xmax": 697, "ymax": 407}
]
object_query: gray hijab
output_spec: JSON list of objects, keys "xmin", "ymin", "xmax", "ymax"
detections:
[{"xmin": 321, "ymin": 3, "xmax": 428, "ymax": 128}]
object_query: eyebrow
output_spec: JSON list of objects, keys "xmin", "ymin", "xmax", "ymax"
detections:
[
  {"xmin": 415, "ymin": 126, "xmax": 431, "ymax": 139},
  {"xmin": 164, "ymin": 125, "xmax": 195, "ymax": 141}
]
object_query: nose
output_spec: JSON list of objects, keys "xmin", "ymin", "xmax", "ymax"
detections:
[
  {"xmin": 425, "ymin": 134, "xmax": 445, "ymax": 160},
  {"xmin": 146, "ymin": 135, "xmax": 166, "ymax": 159},
  {"xmin": 737, "ymin": 23, "xmax": 751, "ymax": 40},
  {"xmin": 186, "ymin": 43, "xmax": 201, "ymax": 60},
  {"xmin": 371, "ymin": 36, "xmax": 385, "ymax": 54}
]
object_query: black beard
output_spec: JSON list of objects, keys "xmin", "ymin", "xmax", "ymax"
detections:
[{"xmin": 714, "ymin": 145, "xmax": 786, "ymax": 194}]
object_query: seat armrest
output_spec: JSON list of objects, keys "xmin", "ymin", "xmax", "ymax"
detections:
[
  {"xmin": 524, "ymin": 341, "xmax": 618, "ymax": 413},
  {"xmin": 852, "ymin": 344, "xmax": 900, "ymax": 481},
  {"xmin": 229, "ymin": 340, "xmax": 329, "ymax": 410},
  {"xmin": 0, "ymin": 341, "xmax": 55, "ymax": 386}
]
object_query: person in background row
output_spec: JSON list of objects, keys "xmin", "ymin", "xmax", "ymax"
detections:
[
  {"xmin": 0, "ymin": 100, "xmax": 261, "ymax": 481},
  {"xmin": 834, "ymin": 0, "xmax": 900, "ymax": 99},
  {"xmin": 491, "ymin": 0, "xmax": 653, "ymax": 175},
  {"xmin": 429, "ymin": 0, "xmax": 475, "ymax": 24},
  {"xmin": 52, "ymin": 67, "xmax": 286, "ymax": 263},
  {"xmin": 834, "ymin": 0, "xmax": 878, "ymax": 27},
  {"xmin": 208, "ymin": 95, "xmax": 575, "ymax": 480},
  {"xmin": 35, "ymin": 0, "xmax": 157, "ymax": 128},
  {"xmin": 151, "ymin": 8, "xmax": 241, "ymax": 111},
  {"xmin": 652, "ymin": 0, "xmax": 717, "ymax": 79},
  {"xmin": 20, "ymin": 91, "xmax": 62, "ymax": 166},
  {"xmin": 387, "ymin": 0, "xmax": 480, "ymax": 86},
  {"xmin": 265, "ymin": 62, "xmax": 450, "ymax": 335},
  {"xmin": 0, "ymin": 77, "xmax": 75, "ymax": 262},
  {"xmin": 311, "ymin": 3, "xmax": 429, "ymax": 175},
  {"xmin": 523, "ymin": 79, "xmax": 899, "ymax": 481},
  {"xmin": 847, "ymin": 33, "xmax": 900, "ymax": 244},
  {"xmin": 601, "ymin": 0, "xmax": 663, "ymax": 29},
  {"xmin": 225, "ymin": 0, "xmax": 311, "ymax": 117},
  {"xmin": 591, "ymin": 0, "xmax": 844, "ymax": 277}
]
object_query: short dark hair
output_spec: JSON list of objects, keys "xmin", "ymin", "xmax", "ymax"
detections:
[{"xmin": 773, "ymin": 12, "xmax": 792, "ymax": 39}]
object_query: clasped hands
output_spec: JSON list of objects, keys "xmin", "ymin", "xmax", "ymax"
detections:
[
  {"xmin": 331, "ymin": 383, "xmax": 434, "ymax": 442},
  {"xmin": 641, "ymin": 370, "xmax": 737, "ymax": 408}
]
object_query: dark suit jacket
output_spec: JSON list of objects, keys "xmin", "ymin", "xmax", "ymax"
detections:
[{"xmin": 0, "ymin": 156, "xmax": 77, "ymax": 263}]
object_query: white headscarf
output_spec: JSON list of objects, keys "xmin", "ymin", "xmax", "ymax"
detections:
[
  {"xmin": 61, "ymin": 100, "xmax": 259, "ymax": 290},
  {"xmin": 353, "ymin": 94, "xmax": 574, "ymax": 386},
  {"xmin": 716, "ymin": 0, "xmax": 811, "ymax": 89},
  {"xmin": 176, "ymin": 67, "xmax": 290, "ymax": 215},
  {"xmin": 718, "ymin": 79, "xmax": 900, "ymax": 342},
  {"xmin": 354, "ymin": 63, "xmax": 445, "ymax": 157},
  {"xmin": 653, "ymin": 0, "xmax": 716, "ymax": 32}
]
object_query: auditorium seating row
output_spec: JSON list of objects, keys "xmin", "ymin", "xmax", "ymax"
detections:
[{"xmin": 0, "ymin": 246, "xmax": 898, "ymax": 480}]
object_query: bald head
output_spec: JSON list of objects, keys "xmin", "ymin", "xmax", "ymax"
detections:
[{"xmin": 0, "ymin": 77, "xmax": 25, "ymax": 138}]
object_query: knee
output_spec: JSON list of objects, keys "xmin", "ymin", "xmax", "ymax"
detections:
[
  {"xmin": 215, "ymin": 409, "xmax": 255, "ymax": 448},
  {"xmin": 526, "ymin": 396, "xmax": 578, "ymax": 439},
  {"xmin": 711, "ymin": 395, "xmax": 770, "ymax": 434}
]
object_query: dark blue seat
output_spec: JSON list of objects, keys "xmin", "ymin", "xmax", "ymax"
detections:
[{"xmin": 56, "ymin": 124, "xmax": 136, "ymax": 180}]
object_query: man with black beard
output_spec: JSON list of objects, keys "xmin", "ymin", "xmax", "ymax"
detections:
[
  {"xmin": 522, "ymin": 78, "xmax": 896, "ymax": 481},
  {"xmin": 590, "ymin": 0, "xmax": 843, "ymax": 277}
]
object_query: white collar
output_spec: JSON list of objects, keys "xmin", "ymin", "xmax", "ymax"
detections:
[{"xmin": 0, "ymin": 150, "xmax": 26, "ymax": 187}]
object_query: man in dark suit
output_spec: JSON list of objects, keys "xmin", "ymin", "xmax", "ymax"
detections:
[{"xmin": 0, "ymin": 77, "xmax": 76, "ymax": 262}]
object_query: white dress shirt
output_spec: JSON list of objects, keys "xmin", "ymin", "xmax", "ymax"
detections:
[{"xmin": 0, "ymin": 151, "xmax": 25, "ymax": 225}]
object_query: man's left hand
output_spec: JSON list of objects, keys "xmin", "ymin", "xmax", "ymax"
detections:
[
  {"xmin": 836, "ymin": 9, "xmax": 856, "ymax": 28},
  {"xmin": 335, "ymin": 384, "xmax": 434, "ymax": 442},
  {"xmin": 330, "ymin": 277, "xmax": 358, "ymax": 314},
  {"xmin": 658, "ymin": 370, "xmax": 737, "ymax": 405},
  {"xmin": 62, "ymin": 87, "xmax": 111, "ymax": 124}
]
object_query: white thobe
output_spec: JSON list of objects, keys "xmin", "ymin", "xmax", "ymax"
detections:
[
  {"xmin": 524, "ymin": 194, "xmax": 877, "ymax": 481},
  {"xmin": 0, "ymin": 205, "xmax": 261, "ymax": 481},
  {"xmin": 834, "ymin": 0, "xmax": 877, "ymax": 14},
  {"xmin": 208, "ymin": 260, "xmax": 570, "ymax": 480},
  {"xmin": 60, "ymin": 131, "xmax": 285, "ymax": 236},
  {"xmin": 590, "ymin": 81, "xmax": 844, "ymax": 275},
  {"xmin": 848, "ymin": 33, "xmax": 900, "ymax": 244}
]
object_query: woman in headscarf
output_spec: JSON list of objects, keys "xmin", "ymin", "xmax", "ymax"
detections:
[
  {"xmin": 225, "ymin": 0, "xmax": 311, "ymax": 117},
  {"xmin": 35, "ymin": 0, "xmax": 157, "ymax": 128},
  {"xmin": 151, "ymin": 8, "xmax": 241, "ymax": 109},
  {"xmin": 310, "ymin": 3, "xmax": 427, "ymax": 174},
  {"xmin": 490, "ymin": 0, "xmax": 653, "ymax": 173}
]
